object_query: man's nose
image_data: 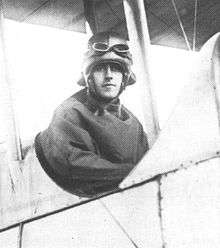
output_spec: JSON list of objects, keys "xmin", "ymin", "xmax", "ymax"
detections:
[{"xmin": 105, "ymin": 65, "xmax": 113, "ymax": 79}]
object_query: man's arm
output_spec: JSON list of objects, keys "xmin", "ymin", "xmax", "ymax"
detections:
[{"xmin": 35, "ymin": 112, "xmax": 135, "ymax": 196}]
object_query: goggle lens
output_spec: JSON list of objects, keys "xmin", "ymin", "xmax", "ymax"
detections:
[
  {"xmin": 92, "ymin": 43, "xmax": 129, "ymax": 53},
  {"xmin": 92, "ymin": 43, "xmax": 109, "ymax": 52},
  {"xmin": 113, "ymin": 44, "xmax": 129, "ymax": 52}
]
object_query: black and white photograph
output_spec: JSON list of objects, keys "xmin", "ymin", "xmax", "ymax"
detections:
[{"xmin": 1, "ymin": 0, "xmax": 220, "ymax": 247}]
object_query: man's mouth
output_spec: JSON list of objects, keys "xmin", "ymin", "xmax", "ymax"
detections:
[{"xmin": 102, "ymin": 83, "xmax": 115, "ymax": 87}]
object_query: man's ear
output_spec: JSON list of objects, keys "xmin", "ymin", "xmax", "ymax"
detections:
[
  {"xmin": 77, "ymin": 72, "xmax": 87, "ymax": 86},
  {"xmin": 123, "ymin": 71, "xmax": 136, "ymax": 87},
  {"xmin": 127, "ymin": 72, "xmax": 136, "ymax": 86}
]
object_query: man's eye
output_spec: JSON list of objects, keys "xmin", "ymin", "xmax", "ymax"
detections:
[
  {"xmin": 110, "ymin": 64, "xmax": 122, "ymax": 72},
  {"xmin": 94, "ymin": 65, "xmax": 105, "ymax": 72}
]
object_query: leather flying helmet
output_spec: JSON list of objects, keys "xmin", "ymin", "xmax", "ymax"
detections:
[{"xmin": 78, "ymin": 31, "xmax": 136, "ymax": 87}]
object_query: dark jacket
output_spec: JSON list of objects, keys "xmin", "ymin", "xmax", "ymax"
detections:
[{"xmin": 35, "ymin": 88, "xmax": 149, "ymax": 197}]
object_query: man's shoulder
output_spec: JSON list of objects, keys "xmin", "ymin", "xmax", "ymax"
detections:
[
  {"xmin": 53, "ymin": 88, "xmax": 87, "ymax": 120},
  {"xmin": 120, "ymin": 104, "xmax": 139, "ymax": 120}
]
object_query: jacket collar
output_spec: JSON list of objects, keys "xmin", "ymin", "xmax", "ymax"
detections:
[{"xmin": 85, "ymin": 89, "xmax": 122, "ymax": 118}]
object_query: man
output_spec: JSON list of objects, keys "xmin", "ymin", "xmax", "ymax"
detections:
[{"xmin": 35, "ymin": 32, "xmax": 149, "ymax": 197}]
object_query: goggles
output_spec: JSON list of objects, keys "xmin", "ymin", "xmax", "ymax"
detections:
[{"xmin": 91, "ymin": 42, "xmax": 129, "ymax": 53}]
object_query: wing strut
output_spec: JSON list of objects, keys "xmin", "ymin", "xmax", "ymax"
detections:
[
  {"xmin": 193, "ymin": 0, "xmax": 198, "ymax": 51},
  {"xmin": 0, "ymin": 0, "xmax": 23, "ymax": 160},
  {"xmin": 123, "ymin": 0, "xmax": 160, "ymax": 147}
]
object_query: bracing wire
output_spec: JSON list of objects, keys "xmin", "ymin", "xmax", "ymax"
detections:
[
  {"xmin": 21, "ymin": 0, "xmax": 50, "ymax": 22},
  {"xmin": 171, "ymin": 0, "xmax": 192, "ymax": 51},
  {"xmin": 18, "ymin": 223, "xmax": 24, "ymax": 248},
  {"xmin": 99, "ymin": 200, "xmax": 140, "ymax": 248},
  {"xmin": 193, "ymin": 0, "xmax": 198, "ymax": 51}
]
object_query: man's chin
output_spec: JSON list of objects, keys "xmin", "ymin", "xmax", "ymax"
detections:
[{"xmin": 97, "ymin": 94, "xmax": 119, "ymax": 103}]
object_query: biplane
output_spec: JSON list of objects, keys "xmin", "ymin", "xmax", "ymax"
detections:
[{"xmin": 0, "ymin": 0, "xmax": 220, "ymax": 247}]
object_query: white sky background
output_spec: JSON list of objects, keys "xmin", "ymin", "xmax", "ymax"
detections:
[{"xmin": 3, "ymin": 19, "xmax": 196, "ymax": 146}]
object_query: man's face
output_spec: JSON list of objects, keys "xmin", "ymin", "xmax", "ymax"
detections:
[{"xmin": 91, "ymin": 62, "xmax": 123, "ymax": 100}]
